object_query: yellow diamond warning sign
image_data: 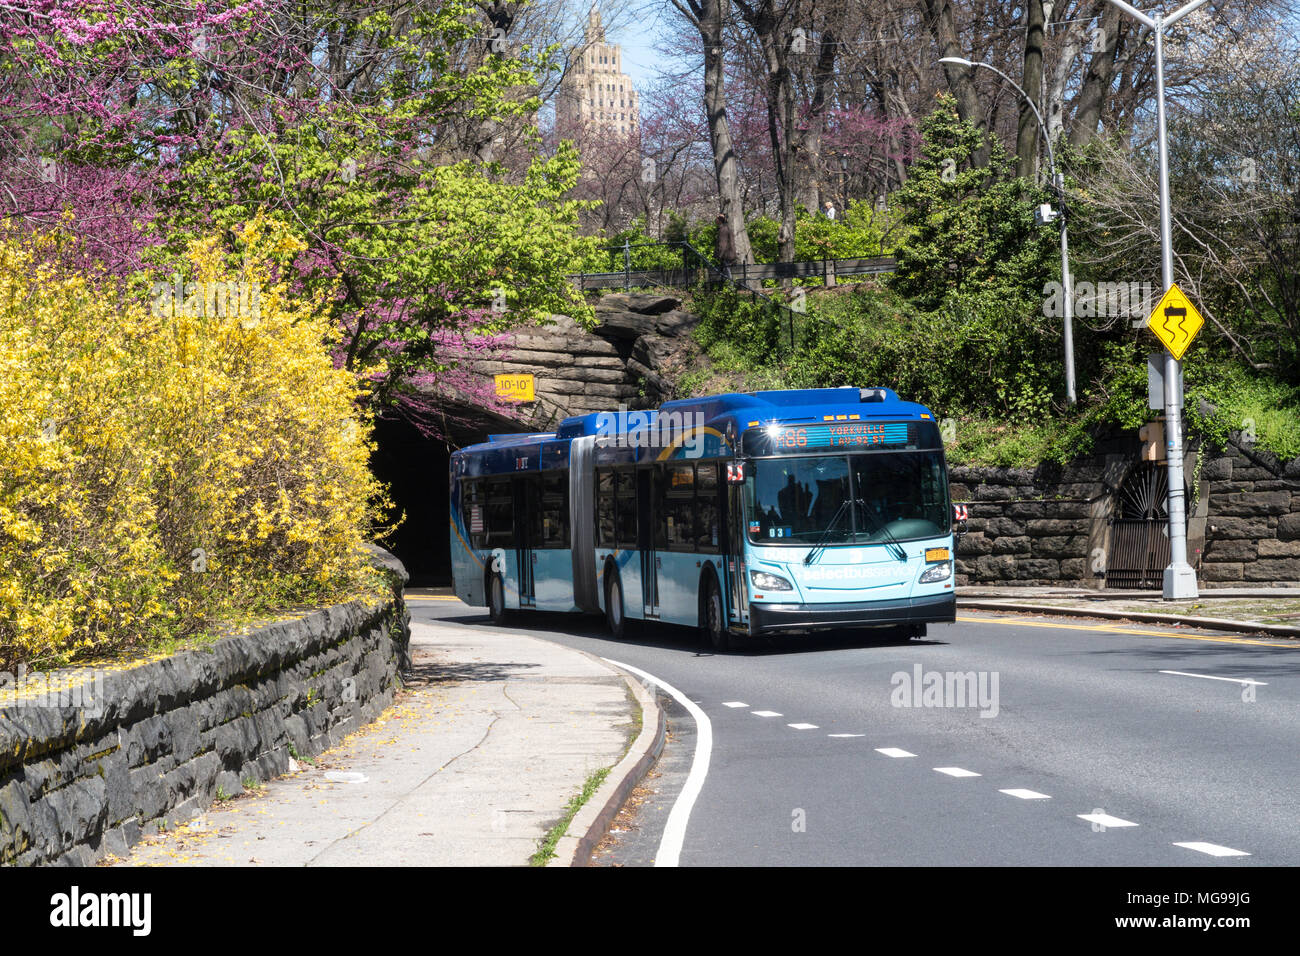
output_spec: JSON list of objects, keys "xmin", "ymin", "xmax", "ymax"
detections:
[{"xmin": 1147, "ymin": 284, "xmax": 1204, "ymax": 360}]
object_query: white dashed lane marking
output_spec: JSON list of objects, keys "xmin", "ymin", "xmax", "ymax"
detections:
[
  {"xmin": 787, "ymin": 723, "xmax": 818, "ymax": 730},
  {"xmin": 1078, "ymin": 812, "xmax": 1139, "ymax": 828},
  {"xmin": 827, "ymin": 733, "xmax": 865, "ymax": 738},
  {"xmin": 751, "ymin": 710, "xmax": 782, "ymax": 718},
  {"xmin": 934, "ymin": 767, "xmax": 981, "ymax": 778},
  {"xmin": 1173, "ymin": 842, "xmax": 1251, "ymax": 858},
  {"xmin": 875, "ymin": 747, "xmax": 916, "ymax": 758},
  {"xmin": 721, "ymin": 701, "xmax": 748, "ymax": 708},
  {"xmin": 1000, "ymin": 789, "xmax": 1051, "ymax": 800},
  {"xmin": 1159, "ymin": 670, "xmax": 1267, "ymax": 686}
]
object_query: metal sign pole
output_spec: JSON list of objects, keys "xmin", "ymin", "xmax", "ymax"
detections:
[
  {"xmin": 1152, "ymin": 16, "xmax": 1197, "ymax": 598},
  {"xmin": 1102, "ymin": 0, "xmax": 1206, "ymax": 598}
]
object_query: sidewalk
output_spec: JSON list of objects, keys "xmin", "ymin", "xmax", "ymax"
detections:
[
  {"xmin": 110, "ymin": 620, "xmax": 649, "ymax": 867},
  {"xmin": 957, "ymin": 585, "xmax": 1300, "ymax": 638}
]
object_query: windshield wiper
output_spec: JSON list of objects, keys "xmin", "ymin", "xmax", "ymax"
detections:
[
  {"xmin": 803, "ymin": 500, "xmax": 852, "ymax": 565},
  {"xmin": 856, "ymin": 499, "xmax": 908, "ymax": 562}
]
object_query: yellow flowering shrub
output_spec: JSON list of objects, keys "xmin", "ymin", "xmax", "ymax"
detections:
[{"xmin": 0, "ymin": 215, "xmax": 391, "ymax": 670}]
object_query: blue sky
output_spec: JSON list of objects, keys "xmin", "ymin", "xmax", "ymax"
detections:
[{"xmin": 603, "ymin": 5, "xmax": 673, "ymax": 92}]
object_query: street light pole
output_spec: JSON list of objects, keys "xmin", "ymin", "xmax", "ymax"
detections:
[
  {"xmin": 1100, "ymin": 0, "xmax": 1207, "ymax": 600},
  {"xmin": 939, "ymin": 56, "xmax": 1076, "ymax": 405}
]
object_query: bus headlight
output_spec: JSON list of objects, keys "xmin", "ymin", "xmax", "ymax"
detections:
[
  {"xmin": 918, "ymin": 561, "xmax": 952, "ymax": 584},
  {"xmin": 750, "ymin": 570, "xmax": 793, "ymax": 591}
]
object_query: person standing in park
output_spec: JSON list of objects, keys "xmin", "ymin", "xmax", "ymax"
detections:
[
  {"xmin": 715, "ymin": 212, "xmax": 736, "ymax": 282},
  {"xmin": 823, "ymin": 200, "xmax": 836, "ymax": 221}
]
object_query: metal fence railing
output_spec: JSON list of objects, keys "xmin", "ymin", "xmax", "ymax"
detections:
[{"xmin": 570, "ymin": 240, "xmax": 896, "ymax": 293}]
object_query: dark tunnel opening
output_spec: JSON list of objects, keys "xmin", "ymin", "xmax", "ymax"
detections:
[{"xmin": 369, "ymin": 405, "xmax": 533, "ymax": 587}]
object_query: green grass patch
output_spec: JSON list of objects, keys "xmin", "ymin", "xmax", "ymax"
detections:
[{"xmin": 530, "ymin": 766, "xmax": 612, "ymax": 867}]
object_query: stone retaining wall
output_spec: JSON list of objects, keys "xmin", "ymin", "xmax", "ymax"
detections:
[
  {"xmin": 1198, "ymin": 438, "xmax": 1300, "ymax": 585},
  {"xmin": 0, "ymin": 550, "xmax": 410, "ymax": 866},
  {"xmin": 952, "ymin": 433, "xmax": 1300, "ymax": 589},
  {"xmin": 951, "ymin": 454, "xmax": 1131, "ymax": 587}
]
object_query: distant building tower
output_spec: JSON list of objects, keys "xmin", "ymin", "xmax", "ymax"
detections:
[{"xmin": 557, "ymin": 5, "xmax": 640, "ymax": 136}]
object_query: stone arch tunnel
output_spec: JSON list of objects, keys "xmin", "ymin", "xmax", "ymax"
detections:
[{"xmin": 369, "ymin": 293, "xmax": 700, "ymax": 585}]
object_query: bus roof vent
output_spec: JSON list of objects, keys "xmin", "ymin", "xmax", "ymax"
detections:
[{"xmin": 859, "ymin": 387, "xmax": 895, "ymax": 403}]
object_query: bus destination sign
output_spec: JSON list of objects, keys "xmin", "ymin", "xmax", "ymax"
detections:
[{"xmin": 754, "ymin": 421, "xmax": 911, "ymax": 454}]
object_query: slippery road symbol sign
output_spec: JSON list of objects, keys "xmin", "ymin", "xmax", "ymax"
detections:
[{"xmin": 1147, "ymin": 284, "xmax": 1204, "ymax": 360}]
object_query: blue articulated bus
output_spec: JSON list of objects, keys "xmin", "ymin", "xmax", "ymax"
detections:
[{"xmin": 449, "ymin": 387, "xmax": 956, "ymax": 650}]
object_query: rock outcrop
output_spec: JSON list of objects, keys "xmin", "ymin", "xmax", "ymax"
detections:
[{"xmin": 474, "ymin": 293, "xmax": 700, "ymax": 428}]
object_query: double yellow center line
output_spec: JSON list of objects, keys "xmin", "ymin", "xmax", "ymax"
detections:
[{"xmin": 956, "ymin": 614, "xmax": 1295, "ymax": 648}]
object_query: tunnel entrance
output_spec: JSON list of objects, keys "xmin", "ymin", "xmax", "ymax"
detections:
[{"xmin": 369, "ymin": 402, "xmax": 537, "ymax": 587}]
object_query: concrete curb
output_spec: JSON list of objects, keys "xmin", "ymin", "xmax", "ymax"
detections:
[
  {"xmin": 959, "ymin": 599, "xmax": 1300, "ymax": 639},
  {"xmin": 549, "ymin": 660, "xmax": 666, "ymax": 867}
]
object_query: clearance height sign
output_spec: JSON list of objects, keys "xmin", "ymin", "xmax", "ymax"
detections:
[{"xmin": 494, "ymin": 374, "xmax": 535, "ymax": 403}]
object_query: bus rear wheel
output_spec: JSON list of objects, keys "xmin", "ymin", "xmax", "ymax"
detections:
[
  {"xmin": 701, "ymin": 573, "xmax": 731, "ymax": 652},
  {"xmin": 488, "ymin": 573, "xmax": 509, "ymax": 626},
  {"xmin": 605, "ymin": 568, "xmax": 626, "ymax": 639}
]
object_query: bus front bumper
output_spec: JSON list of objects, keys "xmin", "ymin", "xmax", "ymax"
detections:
[{"xmin": 747, "ymin": 592, "xmax": 956, "ymax": 636}]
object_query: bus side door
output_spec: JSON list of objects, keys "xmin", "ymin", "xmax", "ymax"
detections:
[
  {"xmin": 727, "ymin": 467, "xmax": 749, "ymax": 626},
  {"xmin": 637, "ymin": 466, "xmax": 660, "ymax": 619},
  {"xmin": 512, "ymin": 475, "xmax": 539, "ymax": 607}
]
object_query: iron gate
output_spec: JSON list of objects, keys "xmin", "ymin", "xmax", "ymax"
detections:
[{"xmin": 1105, "ymin": 463, "xmax": 1173, "ymax": 589}]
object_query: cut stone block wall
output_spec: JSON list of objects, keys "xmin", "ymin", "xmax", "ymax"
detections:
[
  {"xmin": 952, "ymin": 433, "xmax": 1300, "ymax": 589},
  {"xmin": 0, "ymin": 550, "xmax": 410, "ymax": 866}
]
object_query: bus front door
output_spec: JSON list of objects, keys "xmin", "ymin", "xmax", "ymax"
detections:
[
  {"xmin": 512, "ymin": 476, "xmax": 536, "ymax": 607},
  {"xmin": 638, "ymin": 467, "xmax": 659, "ymax": 619},
  {"xmin": 727, "ymin": 480, "xmax": 748, "ymax": 626}
]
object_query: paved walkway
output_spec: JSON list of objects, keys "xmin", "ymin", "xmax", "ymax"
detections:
[{"xmin": 111, "ymin": 620, "xmax": 635, "ymax": 866}]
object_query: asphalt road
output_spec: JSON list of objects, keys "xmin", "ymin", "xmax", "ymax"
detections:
[{"xmin": 408, "ymin": 597, "xmax": 1299, "ymax": 867}]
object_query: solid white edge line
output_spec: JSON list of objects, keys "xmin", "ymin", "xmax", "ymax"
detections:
[
  {"xmin": 602, "ymin": 658, "xmax": 712, "ymax": 868},
  {"xmin": 1159, "ymin": 670, "xmax": 1267, "ymax": 686}
]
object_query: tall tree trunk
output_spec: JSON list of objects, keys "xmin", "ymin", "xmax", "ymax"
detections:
[
  {"xmin": 672, "ymin": 0, "xmax": 755, "ymax": 264},
  {"xmin": 1069, "ymin": 4, "xmax": 1124, "ymax": 148},
  {"xmin": 798, "ymin": 26, "xmax": 839, "ymax": 213},
  {"xmin": 737, "ymin": 0, "xmax": 798, "ymax": 264},
  {"xmin": 1016, "ymin": 0, "xmax": 1045, "ymax": 180},
  {"xmin": 1046, "ymin": 17, "xmax": 1086, "ymax": 145},
  {"xmin": 920, "ymin": 0, "xmax": 990, "ymax": 166}
]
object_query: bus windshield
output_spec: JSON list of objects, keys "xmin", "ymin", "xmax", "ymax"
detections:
[{"xmin": 745, "ymin": 452, "xmax": 949, "ymax": 545}]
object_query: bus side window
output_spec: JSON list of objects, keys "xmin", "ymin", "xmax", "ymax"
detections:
[
  {"xmin": 596, "ymin": 468, "xmax": 616, "ymax": 549},
  {"xmin": 541, "ymin": 469, "xmax": 569, "ymax": 548},
  {"xmin": 665, "ymin": 463, "xmax": 694, "ymax": 550},
  {"xmin": 462, "ymin": 478, "xmax": 485, "ymax": 549},
  {"xmin": 485, "ymin": 477, "xmax": 512, "ymax": 549},
  {"xmin": 615, "ymin": 468, "xmax": 636, "ymax": 547},
  {"xmin": 696, "ymin": 463, "xmax": 720, "ymax": 552}
]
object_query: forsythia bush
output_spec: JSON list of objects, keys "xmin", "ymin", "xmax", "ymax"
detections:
[{"xmin": 0, "ymin": 215, "xmax": 390, "ymax": 670}]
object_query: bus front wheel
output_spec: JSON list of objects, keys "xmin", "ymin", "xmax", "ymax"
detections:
[
  {"xmin": 488, "ymin": 574, "xmax": 509, "ymax": 625},
  {"xmin": 605, "ymin": 568, "xmax": 626, "ymax": 639},
  {"xmin": 701, "ymin": 573, "xmax": 731, "ymax": 652}
]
